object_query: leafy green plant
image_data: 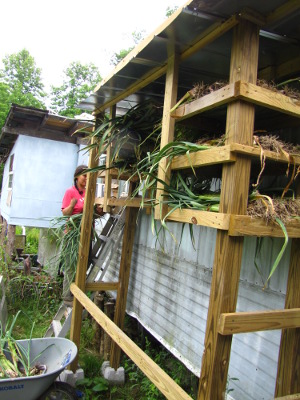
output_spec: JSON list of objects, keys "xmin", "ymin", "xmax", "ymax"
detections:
[
  {"xmin": 0, "ymin": 311, "xmax": 53, "ymax": 378},
  {"xmin": 76, "ymin": 376, "xmax": 109, "ymax": 399}
]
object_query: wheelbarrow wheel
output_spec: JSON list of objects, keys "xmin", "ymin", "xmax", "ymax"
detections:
[{"xmin": 38, "ymin": 381, "xmax": 79, "ymax": 400}]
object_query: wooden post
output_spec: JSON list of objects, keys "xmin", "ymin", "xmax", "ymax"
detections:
[
  {"xmin": 154, "ymin": 48, "xmax": 179, "ymax": 220},
  {"xmin": 198, "ymin": 20, "xmax": 260, "ymax": 400},
  {"xmin": 69, "ymin": 136, "xmax": 99, "ymax": 372},
  {"xmin": 103, "ymin": 105, "xmax": 116, "ymax": 213},
  {"xmin": 104, "ymin": 301, "xmax": 115, "ymax": 360},
  {"xmin": 6, "ymin": 224, "xmax": 16, "ymax": 262},
  {"xmin": 94, "ymin": 291, "xmax": 105, "ymax": 355},
  {"xmin": 110, "ymin": 202, "xmax": 139, "ymax": 370}
]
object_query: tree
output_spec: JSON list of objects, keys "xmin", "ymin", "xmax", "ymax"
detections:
[
  {"xmin": 0, "ymin": 49, "xmax": 46, "ymax": 108},
  {"xmin": 110, "ymin": 30, "xmax": 145, "ymax": 66},
  {"xmin": 50, "ymin": 62, "xmax": 102, "ymax": 117}
]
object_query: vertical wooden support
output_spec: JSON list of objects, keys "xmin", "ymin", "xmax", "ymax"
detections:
[
  {"xmin": 69, "ymin": 136, "xmax": 99, "ymax": 371},
  {"xmin": 110, "ymin": 200, "xmax": 139, "ymax": 370},
  {"xmin": 103, "ymin": 105, "xmax": 116, "ymax": 213},
  {"xmin": 154, "ymin": 49, "xmax": 179, "ymax": 220},
  {"xmin": 198, "ymin": 21, "xmax": 259, "ymax": 400},
  {"xmin": 275, "ymin": 179, "xmax": 300, "ymax": 396}
]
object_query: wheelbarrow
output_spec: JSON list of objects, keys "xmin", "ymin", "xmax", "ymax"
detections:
[{"xmin": 0, "ymin": 337, "xmax": 78, "ymax": 400}]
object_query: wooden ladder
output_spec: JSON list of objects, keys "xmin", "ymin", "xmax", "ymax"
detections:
[{"xmin": 44, "ymin": 209, "xmax": 125, "ymax": 338}]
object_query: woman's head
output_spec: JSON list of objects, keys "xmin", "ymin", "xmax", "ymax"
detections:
[{"xmin": 74, "ymin": 165, "xmax": 88, "ymax": 189}]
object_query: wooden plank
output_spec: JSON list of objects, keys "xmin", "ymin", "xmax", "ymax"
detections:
[
  {"xmin": 110, "ymin": 205, "xmax": 139, "ymax": 369},
  {"xmin": 266, "ymin": 0, "xmax": 300, "ymax": 26},
  {"xmin": 171, "ymin": 145, "xmax": 236, "ymax": 170},
  {"xmin": 103, "ymin": 106, "xmax": 115, "ymax": 212},
  {"xmin": 69, "ymin": 136, "xmax": 99, "ymax": 372},
  {"xmin": 237, "ymin": 81, "xmax": 300, "ymax": 118},
  {"xmin": 181, "ymin": 14, "xmax": 239, "ymax": 62},
  {"xmin": 70, "ymin": 284, "xmax": 192, "ymax": 400},
  {"xmin": 98, "ymin": 168, "xmax": 139, "ymax": 181},
  {"xmin": 94, "ymin": 14, "xmax": 239, "ymax": 115},
  {"xmin": 259, "ymin": 55, "xmax": 300, "ymax": 82},
  {"xmin": 230, "ymin": 143, "xmax": 300, "ymax": 165},
  {"xmin": 171, "ymin": 83, "xmax": 236, "ymax": 120},
  {"xmin": 166, "ymin": 208, "xmax": 230, "ymax": 230},
  {"xmin": 218, "ymin": 308, "xmax": 300, "ymax": 335},
  {"xmin": 229, "ymin": 215, "xmax": 300, "ymax": 238},
  {"xmin": 85, "ymin": 282, "xmax": 119, "ymax": 292},
  {"xmin": 198, "ymin": 21, "xmax": 260, "ymax": 400},
  {"xmin": 155, "ymin": 49, "xmax": 179, "ymax": 219},
  {"xmin": 275, "ymin": 238, "xmax": 300, "ymax": 397},
  {"xmin": 274, "ymin": 394, "xmax": 300, "ymax": 400},
  {"xmin": 95, "ymin": 197, "xmax": 152, "ymax": 208}
]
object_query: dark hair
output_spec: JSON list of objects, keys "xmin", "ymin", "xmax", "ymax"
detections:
[{"xmin": 74, "ymin": 165, "xmax": 88, "ymax": 184}]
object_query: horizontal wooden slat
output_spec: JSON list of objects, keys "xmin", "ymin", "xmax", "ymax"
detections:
[
  {"xmin": 230, "ymin": 143, "xmax": 300, "ymax": 165},
  {"xmin": 171, "ymin": 83, "xmax": 236, "ymax": 120},
  {"xmin": 166, "ymin": 208, "xmax": 230, "ymax": 230},
  {"xmin": 218, "ymin": 308, "xmax": 300, "ymax": 335},
  {"xmin": 273, "ymin": 394, "xmax": 300, "ymax": 400},
  {"xmin": 237, "ymin": 81, "xmax": 300, "ymax": 118},
  {"xmin": 171, "ymin": 145, "xmax": 236, "ymax": 170},
  {"xmin": 229, "ymin": 215, "xmax": 300, "ymax": 238},
  {"xmin": 85, "ymin": 281, "xmax": 119, "ymax": 292},
  {"xmin": 172, "ymin": 80, "xmax": 300, "ymax": 121},
  {"xmin": 95, "ymin": 197, "xmax": 151, "ymax": 208},
  {"xmin": 70, "ymin": 284, "xmax": 192, "ymax": 400},
  {"xmin": 98, "ymin": 168, "xmax": 139, "ymax": 181}
]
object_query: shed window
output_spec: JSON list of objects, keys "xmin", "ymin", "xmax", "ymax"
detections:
[{"xmin": 8, "ymin": 154, "xmax": 14, "ymax": 189}]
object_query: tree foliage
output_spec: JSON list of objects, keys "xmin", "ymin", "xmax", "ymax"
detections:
[
  {"xmin": 110, "ymin": 30, "xmax": 145, "ymax": 66},
  {"xmin": 50, "ymin": 61, "xmax": 101, "ymax": 117},
  {"xmin": 0, "ymin": 49, "xmax": 46, "ymax": 130},
  {"xmin": 0, "ymin": 49, "xmax": 46, "ymax": 105}
]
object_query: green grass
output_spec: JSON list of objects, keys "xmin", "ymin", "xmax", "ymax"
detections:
[{"xmin": 2, "ymin": 260, "xmax": 197, "ymax": 399}]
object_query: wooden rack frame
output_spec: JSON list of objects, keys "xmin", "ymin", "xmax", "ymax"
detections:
[{"xmin": 69, "ymin": 4, "xmax": 300, "ymax": 400}]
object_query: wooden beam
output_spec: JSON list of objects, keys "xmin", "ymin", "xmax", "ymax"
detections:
[
  {"xmin": 103, "ymin": 106, "xmax": 115, "ymax": 212},
  {"xmin": 166, "ymin": 208, "xmax": 230, "ymax": 230},
  {"xmin": 180, "ymin": 14, "xmax": 239, "ymax": 62},
  {"xmin": 155, "ymin": 49, "xmax": 179, "ymax": 220},
  {"xmin": 198, "ymin": 20, "xmax": 260, "ymax": 400},
  {"xmin": 218, "ymin": 308, "xmax": 300, "ymax": 335},
  {"xmin": 93, "ymin": 14, "xmax": 239, "ymax": 116},
  {"xmin": 85, "ymin": 282, "xmax": 119, "ymax": 291},
  {"xmin": 266, "ymin": 0, "xmax": 300, "ymax": 26},
  {"xmin": 229, "ymin": 215, "xmax": 300, "ymax": 238},
  {"xmin": 172, "ymin": 81, "xmax": 300, "ymax": 121},
  {"xmin": 171, "ymin": 83, "xmax": 236, "ymax": 120},
  {"xmin": 69, "ymin": 136, "xmax": 99, "ymax": 371},
  {"xmin": 110, "ymin": 204, "xmax": 139, "ymax": 369},
  {"xmin": 274, "ymin": 394, "xmax": 300, "ymax": 400},
  {"xmin": 237, "ymin": 81, "xmax": 300, "ymax": 118},
  {"xmin": 70, "ymin": 284, "xmax": 192, "ymax": 400},
  {"xmin": 171, "ymin": 145, "xmax": 236, "ymax": 170},
  {"xmin": 275, "ymin": 238, "xmax": 300, "ymax": 397},
  {"xmin": 258, "ymin": 55, "xmax": 300, "ymax": 82}
]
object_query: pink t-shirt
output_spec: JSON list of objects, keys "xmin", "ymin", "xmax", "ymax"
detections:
[{"xmin": 62, "ymin": 186, "xmax": 85, "ymax": 215}]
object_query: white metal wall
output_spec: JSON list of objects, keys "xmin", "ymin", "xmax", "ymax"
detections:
[
  {"xmin": 0, "ymin": 136, "xmax": 88, "ymax": 228},
  {"xmin": 104, "ymin": 210, "xmax": 290, "ymax": 400}
]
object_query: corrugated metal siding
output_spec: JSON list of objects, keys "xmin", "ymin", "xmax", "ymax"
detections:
[{"xmin": 104, "ymin": 210, "xmax": 290, "ymax": 400}]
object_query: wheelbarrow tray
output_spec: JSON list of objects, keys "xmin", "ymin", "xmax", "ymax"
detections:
[{"xmin": 0, "ymin": 337, "xmax": 77, "ymax": 400}]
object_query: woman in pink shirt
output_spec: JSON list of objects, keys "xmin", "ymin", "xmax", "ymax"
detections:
[{"xmin": 61, "ymin": 165, "xmax": 87, "ymax": 307}]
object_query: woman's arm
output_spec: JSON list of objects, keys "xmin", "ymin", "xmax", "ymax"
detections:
[{"xmin": 62, "ymin": 198, "xmax": 77, "ymax": 216}]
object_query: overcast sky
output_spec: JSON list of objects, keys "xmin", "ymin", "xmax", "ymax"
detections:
[{"xmin": 1, "ymin": 0, "xmax": 185, "ymax": 91}]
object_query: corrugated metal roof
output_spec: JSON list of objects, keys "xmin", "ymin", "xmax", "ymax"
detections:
[
  {"xmin": 79, "ymin": 0, "xmax": 300, "ymax": 114},
  {"xmin": 0, "ymin": 104, "xmax": 93, "ymax": 158}
]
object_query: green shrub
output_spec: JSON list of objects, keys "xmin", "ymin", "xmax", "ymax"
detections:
[{"xmin": 25, "ymin": 228, "xmax": 39, "ymax": 254}]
